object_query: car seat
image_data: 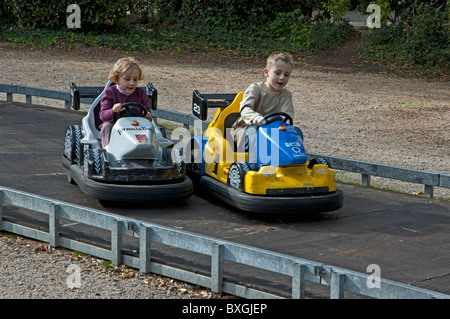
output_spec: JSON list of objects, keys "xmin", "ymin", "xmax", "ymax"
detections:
[{"xmin": 81, "ymin": 81, "xmax": 114, "ymax": 146}]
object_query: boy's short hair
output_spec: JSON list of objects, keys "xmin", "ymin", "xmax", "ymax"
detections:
[
  {"xmin": 266, "ymin": 52, "xmax": 294, "ymax": 70},
  {"xmin": 109, "ymin": 57, "xmax": 144, "ymax": 83}
]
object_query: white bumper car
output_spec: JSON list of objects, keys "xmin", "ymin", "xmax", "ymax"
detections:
[{"xmin": 62, "ymin": 81, "xmax": 192, "ymax": 202}]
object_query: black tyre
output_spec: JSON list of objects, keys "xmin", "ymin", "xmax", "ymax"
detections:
[
  {"xmin": 308, "ymin": 157, "xmax": 330, "ymax": 169},
  {"xmin": 172, "ymin": 147, "xmax": 186, "ymax": 175},
  {"xmin": 64, "ymin": 125, "xmax": 82, "ymax": 163},
  {"xmin": 227, "ymin": 162, "xmax": 249, "ymax": 192},
  {"xmin": 83, "ymin": 148, "xmax": 104, "ymax": 177}
]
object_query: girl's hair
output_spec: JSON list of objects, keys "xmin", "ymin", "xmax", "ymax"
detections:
[
  {"xmin": 266, "ymin": 52, "xmax": 294, "ymax": 70},
  {"xmin": 109, "ymin": 57, "xmax": 144, "ymax": 83}
]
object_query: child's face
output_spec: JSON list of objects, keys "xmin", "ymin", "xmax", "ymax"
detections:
[
  {"xmin": 117, "ymin": 68, "xmax": 140, "ymax": 95},
  {"xmin": 263, "ymin": 61, "xmax": 293, "ymax": 92}
]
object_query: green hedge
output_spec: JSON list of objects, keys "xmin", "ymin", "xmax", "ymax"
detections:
[
  {"xmin": 150, "ymin": 0, "xmax": 355, "ymax": 56},
  {"xmin": 4, "ymin": 0, "xmax": 133, "ymax": 31},
  {"xmin": 0, "ymin": 0, "xmax": 356, "ymax": 57},
  {"xmin": 358, "ymin": 1, "xmax": 449, "ymax": 76}
]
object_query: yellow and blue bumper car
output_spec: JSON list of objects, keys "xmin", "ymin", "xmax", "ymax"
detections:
[{"xmin": 181, "ymin": 90, "xmax": 343, "ymax": 214}]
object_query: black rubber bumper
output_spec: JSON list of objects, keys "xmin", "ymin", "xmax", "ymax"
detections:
[
  {"xmin": 63, "ymin": 157, "xmax": 193, "ymax": 202},
  {"xmin": 198, "ymin": 175, "xmax": 343, "ymax": 214}
]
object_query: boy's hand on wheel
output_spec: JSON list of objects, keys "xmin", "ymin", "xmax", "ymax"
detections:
[{"xmin": 252, "ymin": 115, "xmax": 265, "ymax": 126}]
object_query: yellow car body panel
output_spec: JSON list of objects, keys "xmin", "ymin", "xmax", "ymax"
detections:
[{"xmin": 244, "ymin": 164, "xmax": 336, "ymax": 195}]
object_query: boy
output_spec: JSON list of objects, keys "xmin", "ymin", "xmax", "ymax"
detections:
[{"xmin": 231, "ymin": 52, "xmax": 301, "ymax": 170}]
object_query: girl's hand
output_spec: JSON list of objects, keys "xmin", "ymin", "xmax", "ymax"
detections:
[
  {"xmin": 112, "ymin": 103, "xmax": 123, "ymax": 113},
  {"xmin": 144, "ymin": 111, "xmax": 152, "ymax": 121}
]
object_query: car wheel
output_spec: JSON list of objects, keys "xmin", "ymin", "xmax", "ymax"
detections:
[
  {"xmin": 227, "ymin": 162, "xmax": 249, "ymax": 192},
  {"xmin": 308, "ymin": 157, "xmax": 330, "ymax": 169},
  {"xmin": 83, "ymin": 148, "xmax": 103, "ymax": 177},
  {"xmin": 64, "ymin": 125, "xmax": 81, "ymax": 163},
  {"xmin": 173, "ymin": 147, "xmax": 185, "ymax": 175}
]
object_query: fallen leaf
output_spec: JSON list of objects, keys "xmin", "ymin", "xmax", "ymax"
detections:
[{"xmin": 120, "ymin": 272, "xmax": 133, "ymax": 279}]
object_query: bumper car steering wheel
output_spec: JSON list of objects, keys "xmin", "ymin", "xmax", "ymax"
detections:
[
  {"xmin": 120, "ymin": 102, "xmax": 148, "ymax": 118},
  {"xmin": 262, "ymin": 112, "xmax": 293, "ymax": 125}
]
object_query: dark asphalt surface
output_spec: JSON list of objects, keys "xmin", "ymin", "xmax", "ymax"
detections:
[{"xmin": 1, "ymin": 101, "xmax": 449, "ymax": 298}]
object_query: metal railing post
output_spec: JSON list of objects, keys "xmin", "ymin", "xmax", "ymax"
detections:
[
  {"xmin": 49, "ymin": 203, "xmax": 61, "ymax": 247},
  {"xmin": 330, "ymin": 270, "xmax": 345, "ymax": 299},
  {"xmin": 139, "ymin": 224, "xmax": 152, "ymax": 273},
  {"xmin": 292, "ymin": 263, "xmax": 306, "ymax": 299},
  {"xmin": 111, "ymin": 220, "xmax": 123, "ymax": 266},
  {"xmin": 211, "ymin": 243, "xmax": 224, "ymax": 293},
  {"xmin": 424, "ymin": 185, "xmax": 434, "ymax": 198},
  {"xmin": 362, "ymin": 174, "xmax": 371, "ymax": 187}
]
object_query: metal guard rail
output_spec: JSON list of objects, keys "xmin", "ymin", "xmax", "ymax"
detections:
[
  {"xmin": 305, "ymin": 153, "xmax": 450, "ymax": 199},
  {"xmin": 1, "ymin": 186, "xmax": 448, "ymax": 299}
]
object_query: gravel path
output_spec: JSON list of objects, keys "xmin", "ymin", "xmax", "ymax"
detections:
[
  {"xmin": 0, "ymin": 233, "xmax": 221, "ymax": 299},
  {"xmin": 0, "ymin": 31, "xmax": 448, "ymax": 299}
]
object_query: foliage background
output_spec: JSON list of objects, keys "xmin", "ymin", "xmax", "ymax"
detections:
[
  {"xmin": 0, "ymin": 0, "xmax": 448, "ymax": 76},
  {"xmin": 358, "ymin": 0, "xmax": 449, "ymax": 77}
]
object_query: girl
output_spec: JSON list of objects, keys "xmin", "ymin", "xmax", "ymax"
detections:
[{"xmin": 99, "ymin": 57, "xmax": 152, "ymax": 147}]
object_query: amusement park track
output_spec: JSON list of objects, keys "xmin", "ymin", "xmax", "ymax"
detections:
[{"xmin": 1, "ymin": 101, "xmax": 449, "ymax": 298}]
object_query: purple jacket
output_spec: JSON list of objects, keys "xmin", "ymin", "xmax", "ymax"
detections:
[{"xmin": 99, "ymin": 85, "xmax": 150, "ymax": 127}]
